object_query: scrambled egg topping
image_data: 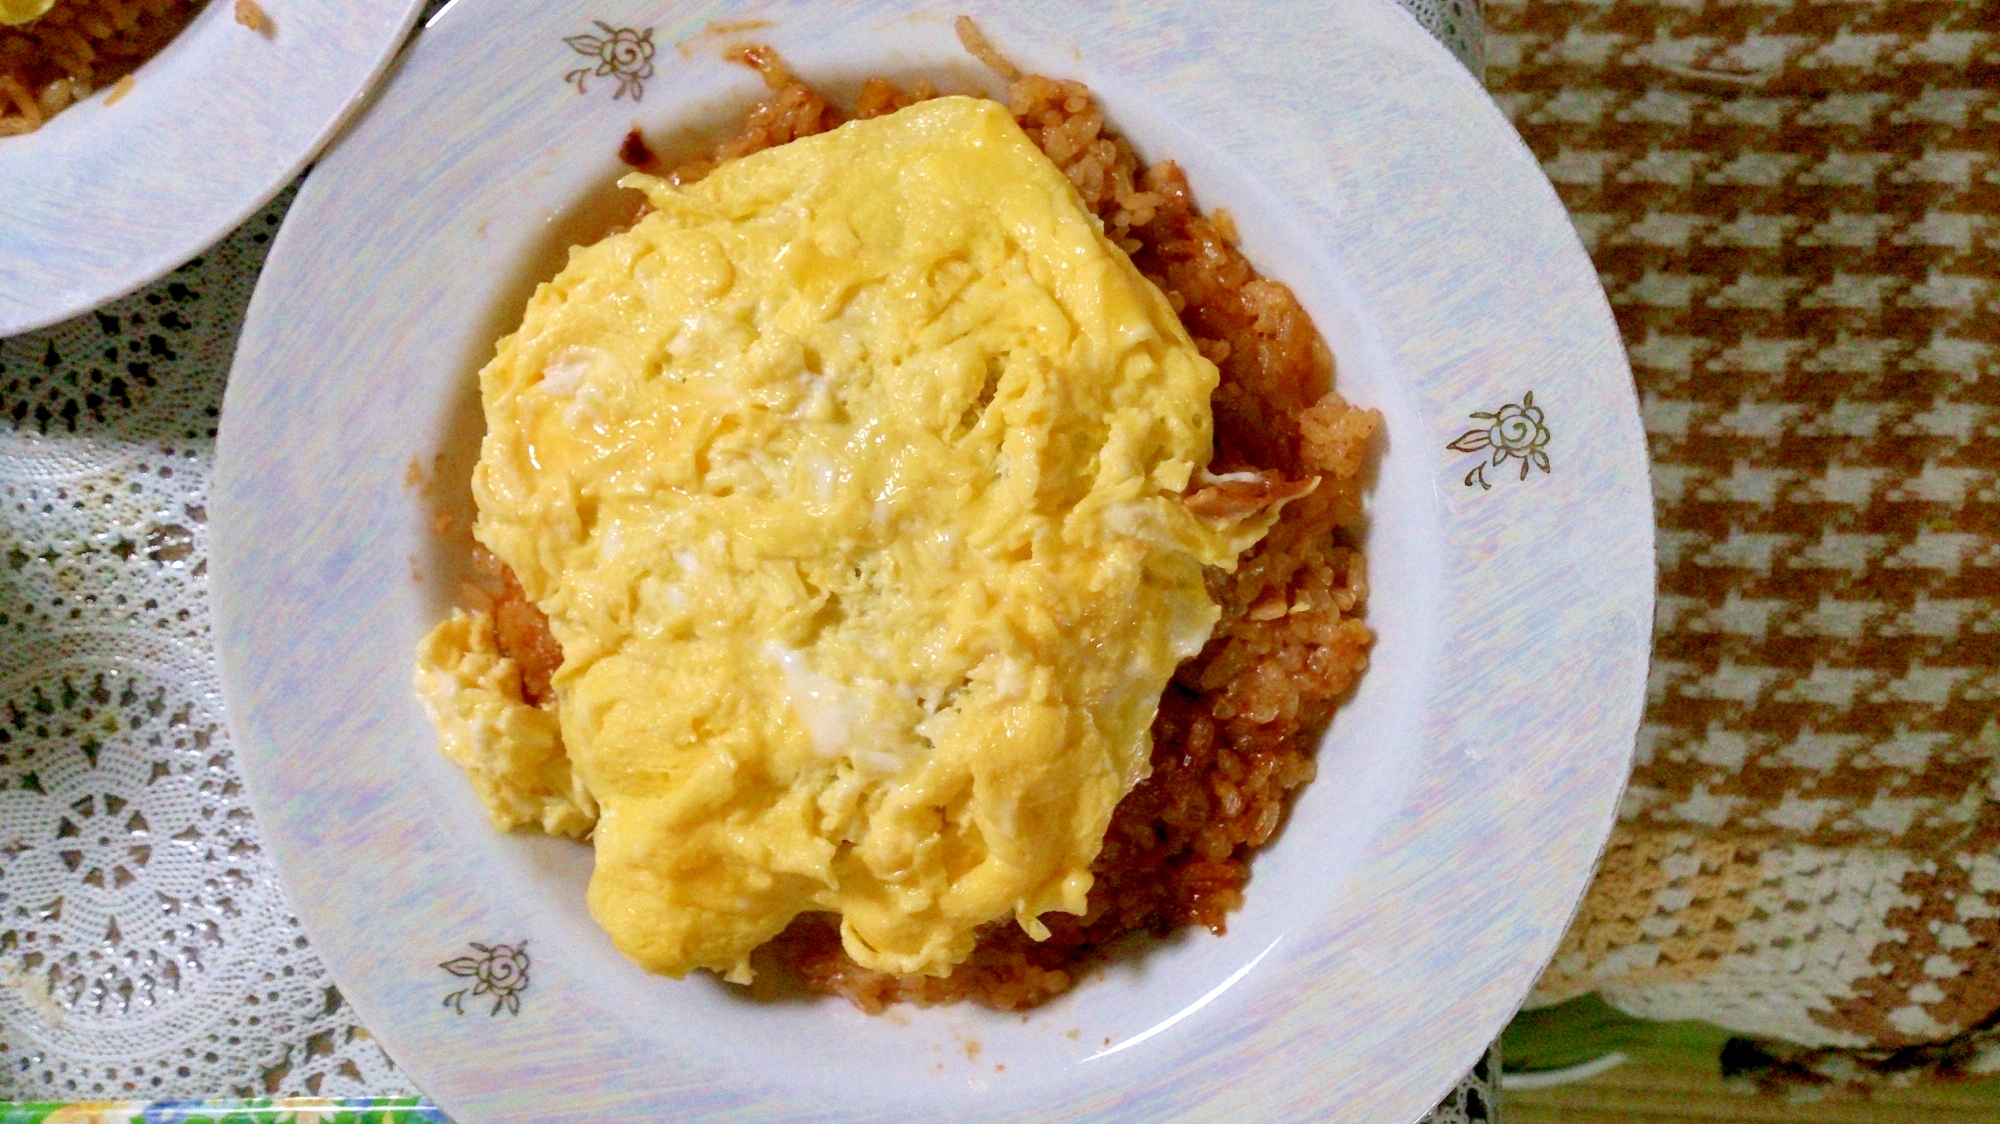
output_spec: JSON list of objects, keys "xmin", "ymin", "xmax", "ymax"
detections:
[
  {"xmin": 0, "ymin": 0, "xmax": 57, "ymax": 26},
  {"xmin": 415, "ymin": 610, "xmax": 596, "ymax": 839},
  {"xmin": 417, "ymin": 97, "xmax": 1285, "ymax": 983}
]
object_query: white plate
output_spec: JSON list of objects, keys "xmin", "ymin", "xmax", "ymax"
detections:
[
  {"xmin": 214, "ymin": 1, "xmax": 1652, "ymax": 1120},
  {"xmin": 0, "ymin": 0, "xmax": 425, "ymax": 334}
]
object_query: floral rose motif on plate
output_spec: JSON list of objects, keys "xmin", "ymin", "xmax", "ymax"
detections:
[
  {"xmin": 1447, "ymin": 391, "xmax": 1552, "ymax": 490},
  {"xmin": 440, "ymin": 940, "xmax": 530, "ymax": 1017},
  {"xmin": 563, "ymin": 22, "xmax": 655, "ymax": 101}
]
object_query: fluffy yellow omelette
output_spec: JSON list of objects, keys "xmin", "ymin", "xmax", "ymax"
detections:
[{"xmin": 416, "ymin": 96, "xmax": 1289, "ymax": 984}]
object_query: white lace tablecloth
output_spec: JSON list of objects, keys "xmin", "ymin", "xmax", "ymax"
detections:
[{"xmin": 0, "ymin": 1, "xmax": 1493, "ymax": 1115}]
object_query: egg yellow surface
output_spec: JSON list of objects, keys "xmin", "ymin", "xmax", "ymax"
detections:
[
  {"xmin": 417, "ymin": 96, "xmax": 1285, "ymax": 983},
  {"xmin": 415, "ymin": 609, "xmax": 596, "ymax": 839},
  {"xmin": 0, "ymin": 0, "xmax": 57, "ymax": 26}
]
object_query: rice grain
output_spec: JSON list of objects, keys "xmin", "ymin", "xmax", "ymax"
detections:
[{"xmin": 233, "ymin": 0, "xmax": 269, "ymax": 36}]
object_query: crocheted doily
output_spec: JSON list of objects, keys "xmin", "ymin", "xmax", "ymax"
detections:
[{"xmin": 0, "ymin": 190, "xmax": 413, "ymax": 1100}]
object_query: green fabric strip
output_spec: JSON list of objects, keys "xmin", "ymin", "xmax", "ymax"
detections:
[
  {"xmin": 0, "ymin": 1099, "xmax": 447, "ymax": 1124},
  {"xmin": 1502, "ymin": 994, "xmax": 1734, "ymax": 1075}
]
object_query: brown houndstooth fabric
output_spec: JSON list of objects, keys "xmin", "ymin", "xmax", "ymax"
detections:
[{"xmin": 1486, "ymin": 0, "xmax": 2000, "ymax": 1081}]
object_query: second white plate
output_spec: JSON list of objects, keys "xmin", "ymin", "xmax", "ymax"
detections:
[{"xmin": 0, "ymin": 0, "xmax": 425, "ymax": 333}]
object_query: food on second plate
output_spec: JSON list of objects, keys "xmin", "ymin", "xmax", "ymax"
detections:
[
  {"xmin": 1, "ymin": 0, "xmax": 208, "ymax": 136},
  {"xmin": 0, "ymin": 1, "xmax": 58, "ymax": 24},
  {"xmin": 417, "ymin": 41, "xmax": 1380, "ymax": 1009}
]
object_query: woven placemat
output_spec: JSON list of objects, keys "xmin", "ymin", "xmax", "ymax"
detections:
[{"xmin": 1488, "ymin": 0, "xmax": 1999, "ymax": 1089}]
